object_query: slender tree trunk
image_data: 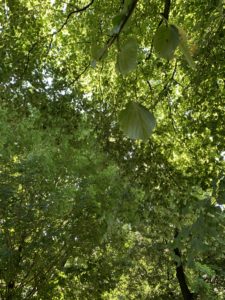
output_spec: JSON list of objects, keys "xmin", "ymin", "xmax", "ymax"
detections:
[
  {"xmin": 5, "ymin": 281, "xmax": 15, "ymax": 300},
  {"xmin": 174, "ymin": 229, "xmax": 196, "ymax": 300},
  {"xmin": 174, "ymin": 247, "xmax": 195, "ymax": 300}
]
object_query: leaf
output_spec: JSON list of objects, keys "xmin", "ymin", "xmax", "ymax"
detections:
[
  {"xmin": 178, "ymin": 28, "xmax": 195, "ymax": 69},
  {"xmin": 91, "ymin": 45, "xmax": 107, "ymax": 64},
  {"xmin": 112, "ymin": 14, "xmax": 124, "ymax": 27},
  {"xmin": 116, "ymin": 37, "xmax": 138, "ymax": 75},
  {"xmin": 111, "ymin": 14, "xmax": 125, "ymax": 34},
  {"xmin": 119, "ymin": 101, "xmax": 156, "ymax": 140},
  {"xmin": 153, "ymin": 24, "xmax": 180, "ymax": 60}
]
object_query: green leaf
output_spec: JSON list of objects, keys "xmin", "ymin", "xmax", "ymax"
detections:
[
  {"xmin": 178, "ymin": 28, "xmax": 196, "ymax": 69},
  {"xmin": 111, "ymin": 14, "xmax": 125, "ymax": 34},
  {"xmin": 116, "ymin": 37, "xmax": 138, "ymax": 75},
  {"xmin": 119, "ymin": 101, "xmax": 156, "ymax": 140},
  {"xmin": 91, "ymin": 45, "xmax": 107, "ymax": 62},
  {"xmin": 112, "ymin": 14, "xmax": 124, "ymax": 27},
  {"xmin": 153, "ymin": 24, "xmax": 180, "ymax": 60}
]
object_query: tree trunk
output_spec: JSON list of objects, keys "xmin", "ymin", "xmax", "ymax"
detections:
[{"xmin": 174, "ymin": 229, "xmax": 196, "ymax": 300}]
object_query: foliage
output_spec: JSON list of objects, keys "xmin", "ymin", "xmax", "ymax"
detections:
[{"xmin": 0, "ymin": 0, "xmax": 224, "ymax": 299}]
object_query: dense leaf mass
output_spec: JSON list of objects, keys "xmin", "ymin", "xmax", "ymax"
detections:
[{"xmin": 0, "ymin": 0, "xmax": 224, "ymax": 299}]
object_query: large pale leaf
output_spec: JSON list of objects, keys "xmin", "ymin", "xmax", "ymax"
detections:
[
  {"xmin": 153, "ymin": 24, "xmax": 180, "ymax": 60},
  {"xmin": 178, "ymin": 28, "xmax": 195, "ymax": 69},
  {"xmin": 119, "ymin": 101, "xmax": 156, "ymax": 140},
  {"xmin": 116, "ymin": 37, "xmax": 138, "ymax": 75}
]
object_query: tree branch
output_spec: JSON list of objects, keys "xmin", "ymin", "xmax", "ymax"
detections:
[
  {"xmin": 98, "ymin": 0, "xmax": 139, "ymax": 60},
  {"xmin": 162, "ymin": 0, "xmax": 171, "ymax": 21},
  {"xmin": 53, "ymin": 0, "xmax": 96, "ymax": 36},
  {"xmin": 68, "ymin": 64, "xmax": 90, "ymax": 86},
  {"xmin": 46, "ymin": 0, "xmax": 95, "ymax": 54}
]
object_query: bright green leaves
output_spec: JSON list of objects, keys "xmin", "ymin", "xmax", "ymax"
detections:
[
  {"xmin": 153, "ymin": 24, "xmax": 180, "ymax": 60},
  {"xmin": 154, "ymin": 24, "xmax": 195, "ymax": 68},
  {"xmin": 116, "ymin": 37, "xmax": 138, "ymax": 75},
  {"xmin": 119, "ymin": 101, "xmax": 156, "ymax": 140}
]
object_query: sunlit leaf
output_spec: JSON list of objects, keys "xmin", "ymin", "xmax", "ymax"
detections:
[
  {"xmin": 119, "ymin": 101, "xmax": 156, "ymax": 140},
  {"xmin": 153, "ymin": 24, "xmax": 180, "ymax": 60},
  {"xmin": 116, "ymin": 37, "xmax": 138, "ymax": 75},
  {"xmin": 178, "ymin": 27, "xmax": 196, "ymax": 69}
]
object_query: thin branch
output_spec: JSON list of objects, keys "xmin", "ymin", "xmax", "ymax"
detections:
[
  {"xmin": 151, "ymin": 60, "xmax": 177, "ymax": 109},
  {"xmin": 21, "ymin": 41, "xmax": 38, "ymax": 78},
  {"xmin": 168, "ymin": 97, "xmax": 178, "ymax": 133},
  {"xmin": 46, "ymin": 0, "xmax": 95, "ymax": 53},
  {"xmin": 22, "ymin": 0, "xmax": 95, "ymax": 75},
  {"xmin": 145, "ymin": 38, "xmax": 154, "ymax": 61},
  {"xmin": 68, "ymin": 64, "xmax": 90, "ymax": 86},
  {"xmin": 146, "ymin": 80, "xmax": 153, "ymax": 92},
  {"xmin": 98, "ymin": 0, "xmax": 139, "ymax": 60},
  {"xmin": 53, "ymin": 0, "xmax": 95, "ymax": 36},
  {"xmin": 162, "ymin": 0, "xmax": 171, "ymax": 21}
]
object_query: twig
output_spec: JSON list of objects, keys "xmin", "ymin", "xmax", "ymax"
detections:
[
  {"xmin": 98, "ymin": 0, "xmax": 139, "ymax": 60},
  {"xmin": 53, "ymin": 0, "xmax": 95, "ymax": 36},
  {"xmin": 21, "ymin": 41, "xmax": 38, "ymax": 78},
  {"xmin": 23, "ymin": 1, "xmax": 96, "ymax": 76},
  {"xmin": 68, "ymin": 64, "xmax": 90, "ymax": 86}
]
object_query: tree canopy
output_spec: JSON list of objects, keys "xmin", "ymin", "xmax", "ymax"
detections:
[{"xmin": 0, "ymin": 0, "xmax": 225, "ymax": 299}]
